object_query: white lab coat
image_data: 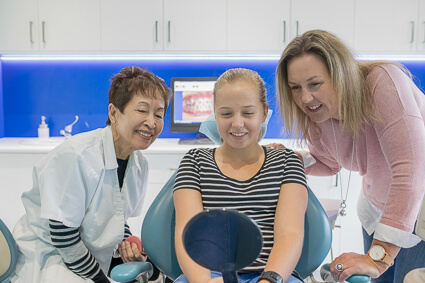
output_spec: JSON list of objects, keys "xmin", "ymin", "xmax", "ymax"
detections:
[{"xmin": 10, "ymin": 126, "xmax": 149, "ymax": 282}]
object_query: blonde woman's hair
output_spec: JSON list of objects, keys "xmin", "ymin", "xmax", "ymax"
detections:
[
  {"xmin": 214, "ymin": 68, "xmax": 267, "ymax": 109},
  {"xmin": 276, "ymin": 29, "xmax": 401, "ymax": 140}
]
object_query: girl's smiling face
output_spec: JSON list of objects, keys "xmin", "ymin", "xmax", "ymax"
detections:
[
  {"xmin": 287, "ymin": 54, "xmax": 339, "ymax": 122},
  {"xmin": 215, "ymin": 80, "xmax": 268, "ymax": 150}
]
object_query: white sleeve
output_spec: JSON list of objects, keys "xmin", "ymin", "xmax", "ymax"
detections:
[{"xmin": 39, "ymin": 149, "xmax": 100, "ymax": 227}]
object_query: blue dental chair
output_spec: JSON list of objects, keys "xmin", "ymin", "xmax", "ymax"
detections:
[
  {"xmin": 111, "ymin": 172, "xmax": 369, "ymax": 283},
  {"xmin": 0, "ymin": 219, "xmax": 18, "ymax": 283}
]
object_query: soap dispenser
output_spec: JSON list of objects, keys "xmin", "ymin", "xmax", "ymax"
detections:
[{"xmin": 38, "ymin": 116, "xmax": 50, "ymax": 139}]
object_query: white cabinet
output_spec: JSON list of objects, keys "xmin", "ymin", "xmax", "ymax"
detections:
[
  {"xmin": 0, "ymin": 0, "xmax": 101, "ymax": 52},
  {"xmin": 100, "ymin": 0, "xmax": 164, "ymax": 52},
  {"xmin": 0, "ymin": 0, "xmax": 39, "ymax": 52},
  {"xmin": 163, "ymin": 0, "xmax": 227, "ymax": 52},
  {"xmin": 418, "ymin": 0, "xmax": 425, "ymax": 52},
  {"xmin": 2, "ymin": 0, "xmax": 425, "ymax": 54},
  {"xmin": 291, "ymin": 0, "xmax": 356, "ymax": 49},
  {"xmin": 227, "ymin": 0, "xmax": 290, "ymax": 53},
  {"xmin": 100, "ymin": 0, "xmax": 227, "ymax": 53},
  {"xmin": 227, "ymin": 0, "xmax": 355, "ymax": 53},
  {"xmin": 38, "ymin": 0, "xmax": 101, "ymax": 52},
  {"xmin": 354, "ymin": 0, "xmax": 420, "ymax": 53}
]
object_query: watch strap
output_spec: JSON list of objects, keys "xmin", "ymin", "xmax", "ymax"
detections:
[
  {"xmin": 368, "ymin": 245, "xmax": 394, "ymax": 267},
  {"xmin": 381, "ymin": 253, "xmax": 394, "ymax": 266},
  {"xmin": 258, "ymin": 271, "xmax": 283, "ymax": 283}
]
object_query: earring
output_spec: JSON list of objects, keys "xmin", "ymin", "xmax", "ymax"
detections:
[{"xmin": 112, "ymin": 120, "xmax": 116, "ymax": 124}]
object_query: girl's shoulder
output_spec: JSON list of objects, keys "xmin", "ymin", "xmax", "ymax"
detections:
[{"xmin": 264, "ymin": 146, "xmax": 298, "ymax": 161}]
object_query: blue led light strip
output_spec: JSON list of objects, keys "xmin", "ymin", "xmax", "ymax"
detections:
[
  {"xmin": 0, "ymin": 53, "xmax": 281, "ymax": 61},
  {"xmin": 1, "ymin": 53, "xmax": 425, "ymax": 61}
]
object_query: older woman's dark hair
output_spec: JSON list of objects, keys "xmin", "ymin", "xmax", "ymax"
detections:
[{"xmin": 106, "ymin": 66, "xmax": 170, "ymax": 125}]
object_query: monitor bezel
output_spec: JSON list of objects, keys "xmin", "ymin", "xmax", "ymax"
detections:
[{"xmin": 170, "ymin": 77, "xmax": 218, "ymax": 133}]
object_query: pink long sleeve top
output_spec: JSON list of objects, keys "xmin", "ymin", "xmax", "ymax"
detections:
[{"xmin": 305, "ymin": 64, "xmax": 425, "ymax": 248}]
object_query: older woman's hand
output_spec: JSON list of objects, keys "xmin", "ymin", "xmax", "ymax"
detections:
[
  {"xmin": 118, "ymin": 241, "xmax": 147, "ymax": 263},
  {"xmin": 330, "ymin": 252, "xmax": 383, "ymax": 282}
]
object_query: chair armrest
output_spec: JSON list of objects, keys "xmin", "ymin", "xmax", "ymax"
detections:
[
  {"xmin": 320, "ymin": 264, "xmax": 370, "ymax": 283},
  {"xmin": 346, "ymin": 274, "xmax": 371, "ymax": 283},
  {"xmin": 110, "ymin": 261, "xmax": 153, "ymax": 283}
]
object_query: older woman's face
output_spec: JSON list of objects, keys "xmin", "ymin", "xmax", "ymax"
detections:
[
  {"xmin": 110, "ymin": 92, "xmax": 165, "ymax": 159},
  {"xmin": 287, "ymin": 54, "xmax": 339, "ymax": 122}
]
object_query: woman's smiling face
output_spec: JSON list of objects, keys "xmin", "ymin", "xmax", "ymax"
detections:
[
  {"xmin": 110, "ymin": 92, "xmax": 165, "ymax": 159},
  {"xmin": 287, "ymin": 54, "xmax": 339, "ymax": 122}
]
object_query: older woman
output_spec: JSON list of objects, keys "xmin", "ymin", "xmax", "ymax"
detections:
[
  {"xmin": 10, "ymin": 66, "xmax": 170, "ymax": 283},
  {"xmin": 273, "ymin": 30, "xmax": 425, "ymax": 282}
]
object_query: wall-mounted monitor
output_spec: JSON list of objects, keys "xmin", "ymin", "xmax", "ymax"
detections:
[{"xmin": 170, "ymin": 77, "xmax": 217, "ymax": 144}]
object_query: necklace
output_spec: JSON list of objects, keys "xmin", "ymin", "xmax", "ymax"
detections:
[{"xmin": 331, "ymin": 119, "xmax": 354, "ymax": 217}]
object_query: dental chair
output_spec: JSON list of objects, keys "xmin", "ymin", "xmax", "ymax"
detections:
[
  {"xmin": 0, "ymin": 219, "xmax": 18, "ymax": 283},
  {"xmin": 111, "ymin": 171, "xmax": 370, "ymax": 283}
]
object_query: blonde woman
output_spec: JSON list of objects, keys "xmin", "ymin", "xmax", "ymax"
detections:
[{"xmin": 274, "ymin": 30, "xmax": 425, "ymax": 282}]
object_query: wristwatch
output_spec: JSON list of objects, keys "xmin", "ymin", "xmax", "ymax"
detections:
[
  {"xmin": 368, "ymin": 244, "xmax": 394, "ymax": 266},
  {"xmin": 257, "ymin": 271, "xmax": 283, "ymax": 283}
]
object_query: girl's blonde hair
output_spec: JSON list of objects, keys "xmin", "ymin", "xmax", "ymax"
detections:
[{"xmin": 214, "ymin": 68, "xmax": 267, "ymax": 109}]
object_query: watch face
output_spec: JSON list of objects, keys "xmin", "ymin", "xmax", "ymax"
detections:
[{"xmin": 369, "ymin": 245, "xmax": 385, "ymax": 260}]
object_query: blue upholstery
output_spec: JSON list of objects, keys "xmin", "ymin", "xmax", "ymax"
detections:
[
  {"xmin": 111, "ymin": 172, "xmax": 370, "ymax": 282},
  {"xmin": 111, "ymin": 171, "xmax": 181, "ymax": 282},
  {"xmin": 295, "ymin": 188, "xmax": 332, "ymax": 278},
  {"xmin": 0, "ymin": 219, "xmax": 18, "ymax": 282},
  {"xmin": 140, "ymin": 171, "xmax": 182, "ymax": 280}
]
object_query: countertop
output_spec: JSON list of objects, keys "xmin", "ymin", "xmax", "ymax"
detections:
[{"xmin": 0, "ymin": 137, "xmax": 305, "ymax": 154}]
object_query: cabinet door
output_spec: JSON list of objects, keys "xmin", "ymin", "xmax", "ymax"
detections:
[
  {"xmin": 355, "ymin": 0, "xmax": 419, "ymax": 53},
  {"xmin": 38, "ymin": 0, "xmax": 101, "ymax": 51},
  {"xmin": 418, "ymin": 0, "xmax": 425, "ymax": 51},
  {"xmin": 101, "ymin": 0, "xmax": 163, "ymax": 52},
  {"xmin": 163, "ymin": 0, "xmax": 227, "ymax": 52},
  {"xmin": 227, "ymin": 0, "xmax": 290, "ymax": 53},
  {"xmin": 291, "ymin": 0, "xmax": 355, "ymax": 49},
  {"xmin": 0, "ymin": 0, "xmax": 39, "ymax": 52}
]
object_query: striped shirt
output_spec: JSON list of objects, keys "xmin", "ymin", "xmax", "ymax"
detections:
[
  {"xmin": 49, "ymin": 220, "xmax": 132, "ymax": 282},
  {"xmin": 173, "ymin": 146, "xmax": 307, "ymax": 272}
]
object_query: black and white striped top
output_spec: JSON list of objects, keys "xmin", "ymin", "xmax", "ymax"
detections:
[{"xmin": 173, "ymin": 146, "xmax": 307, "ymax": 272}]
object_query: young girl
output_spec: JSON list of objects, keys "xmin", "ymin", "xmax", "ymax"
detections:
[{"xmin": 173, "ymin": 68, "xmax": 308, "ymax": 283}]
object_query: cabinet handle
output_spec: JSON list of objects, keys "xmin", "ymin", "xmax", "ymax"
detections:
[
  {"xmin": 42, "ymin": 21, "xmax": 46, "ymax": 43},
  {"xmin": 29, "ymin": 21, "xmax": 34, "ymax": 43},
  {"xmin": 423, "ymin": 21, "xmax": 425, "ymax": 43},
  {"xmin": 296, "ymin": 20, "xmax": 300, "ymax": 36},
  {"xmin": 335, "ymin": 173, "xmax": 338, "ymax": 187},
  {"xmin": 168, "ymin": 20, "xmax": 171, "ymax": 43},
  {"xmin": 410, "ymin": 21, "xmax": 415, "ymax": 43},
  {"xmin": 155, "ymin": 21, "xmax": 158, "ymax": 43},
  {"xmin": 283, "ymin": 21, "xmax": 286, "ymax": 43}
]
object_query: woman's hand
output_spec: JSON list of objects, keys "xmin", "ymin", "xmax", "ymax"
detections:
[
  {"xmin": 264, "ymin": 143, "xmax": 287, "ymax": 149},
  {"xmin": 330, "ymin": 253, "xmax": 383, "ymax": 282},
  {"xmin": 264, "ymin": 143, "xmax": 304, "ymax": 165},
  {"xmin": 118, "ymin": 241, "xmax": 147, "ymax": 263}
]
